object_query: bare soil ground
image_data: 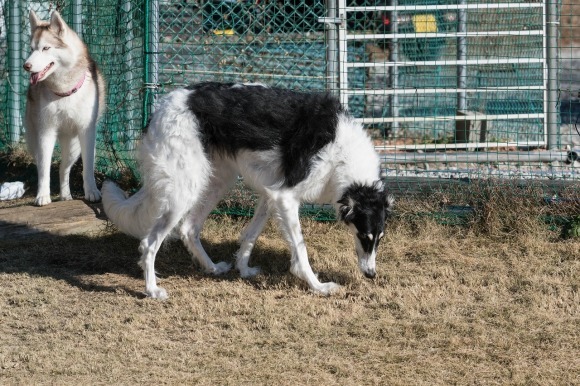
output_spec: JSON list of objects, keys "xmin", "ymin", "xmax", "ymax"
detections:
[{"xmin": 0, "ymin": 186, "xmax": 579, "ymax": 385}]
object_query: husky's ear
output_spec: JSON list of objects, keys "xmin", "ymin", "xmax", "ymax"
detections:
[
  {"xmin": 49, "ymin": 11, "xmax": 68, "ymax": 36},
  {"xmin": 29, "ymin": 10, "xmax": 41, "ymax": 32},
  {"xmin": 338, "ymin": 196, "xmax": 356, "ymax": 224}
]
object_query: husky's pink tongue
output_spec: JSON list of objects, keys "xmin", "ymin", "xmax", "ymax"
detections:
[
  {"xmin": 29, "ymin": 63, "xmax": 53, "ymax": 86},
  {"xmin": 30, "ymin": 72, "xmax": 41, "ymax": 85}
]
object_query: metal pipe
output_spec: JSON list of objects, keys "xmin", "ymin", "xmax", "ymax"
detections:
[
  {"xmin": 380, "ymin": 151, "xmax": 569, "ymax": 164},
  {"xmin": 72, "ymin": 0, "xmax": 83, "ymax": 38},
  {"xmin": 337, "ymin": 0, "xmax": 348, "ymax": 108},
  {"xmin": 347, "ymin": 3, "xmax": 544, "ymax": 11},
  {"xmin": 122, "ymin": 0, "xmax": 136, "ymax": 148},
  {"xmin": 7, "ymin": 0, "xmax": 22, "ymax": 144},
  {"xmin": 143, "ymin": 0, "xmax": 160, "ymax": 126},
  {"xmin": 325, "ymin": 0, "xmax": 339, "ymax": 94},
  {"xmin": 545, "ymin": 0, "xmax": 559, "ymax": 149},
  {"xmin": 389, "ymin": 0, "xmax": 399, "ymax": 135},
  {"xmin": 149, "ymin": 0, "xmax": 160, "ymax": 108},
  {"xmin": 456, "ymin": 0, "xmax": 467, "ymax": 114}
]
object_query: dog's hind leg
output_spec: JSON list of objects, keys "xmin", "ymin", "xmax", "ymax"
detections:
[
  {"xmin": 271, "ymin": 193, "xmax": 340, "ymax": 295},
  {"xmin": 236, "ymin": 196, "xmax": 269, "ymax": 278},
  {"xmin": 179, "ymin": 165, "xmax": 235, "ymax": 275},
  {"xmin": 139, "ymin": 211, "xmax": 186, "ymax": 300},
  {"xmin": 58, "ymin": 135, "xmax": 81, "ymax": 201}
]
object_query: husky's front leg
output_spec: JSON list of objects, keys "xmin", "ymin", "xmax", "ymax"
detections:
[
  {"xmin": 32, "ymin": 129, "xmax": 58, "ymax": 206},
  {"xmin": 58, "ymin": 135, "xmax": 81, "ymax": 201},
  {"xmin": 78, "ymin": 123, "xmax": 101, "ymax": 202},
  {"xmin": 273, "ymin": 194, "xmax": 341, "ymax": 295}
]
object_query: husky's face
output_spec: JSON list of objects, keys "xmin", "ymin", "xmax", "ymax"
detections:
[
  {"xmin": 23, "ymin": 11, "xmax": 71, "ymax": 85},
  {"xmin": 338, "ymin": 182, "xmax": 394, "ymax": 279}
]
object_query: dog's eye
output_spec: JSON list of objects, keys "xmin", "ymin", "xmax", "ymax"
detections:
[
  {"xmin": 378, "ymin": 232, "xmax": 384, "ymax": 240},
  {"xmin": 42, "ymin": 46, "xmax": 51, "ymax": 51},
  {"xmin": 357, "ymin": 233, "xmax": 373, "ymax": 241}
]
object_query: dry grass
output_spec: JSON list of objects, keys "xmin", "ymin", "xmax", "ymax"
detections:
[{"xmin": 1, "ymin": 189, "xmax": 579, "ymax": 385}]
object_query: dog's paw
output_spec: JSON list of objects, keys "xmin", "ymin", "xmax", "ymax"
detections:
[
  {"xmin": 85, "ymin": 188, "xmax": 101, "ymax": 202},
  {"xmin": 34, "ymin": 195, "xmax": 52, "ymax": 206},
  {"xmin": 60, "ymin": 193, "xmax": 73, "ymax": 201},
  {"xmin": 206, "ymin": 261, "xmax": 232, "ymax": 276},
  {"xmin": 313, "ymin": 282, "xmax": 341, "ymax": 296},
  {"xmin": 146, "ymin": 286, "xmax": 168, "ymax": 300},
  {"xmin": 239, "ymin": 266, "xmax": 262, "ymax": 278}
]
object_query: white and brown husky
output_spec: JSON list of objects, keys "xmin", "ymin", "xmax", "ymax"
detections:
[
  {"xmin": 23, "ymin": 10, "xmax": 105, "ymax": 206},
  {"xmin": 103, "ymin": 82, "xmax": 394, "ymax": 299}
]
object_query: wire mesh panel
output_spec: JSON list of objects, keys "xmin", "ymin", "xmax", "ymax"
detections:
[
  {"xmin": 335, "ymin": 0, "xmax": 580, "ymax": 187},
  {"xmin": 155, "ymin": 1, "xmax": 328, "ymax": 96},
  {"xmin": 560, "ymin": 0, "xmax": 580, "ymax": 151},
  {"xmin": 340, "ymin": 1, "xmax": 546, "ymax": 146}
]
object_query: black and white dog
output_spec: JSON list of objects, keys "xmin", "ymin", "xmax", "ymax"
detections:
[{"xmin": 102, "ymin": 82, "xmax": 393, "ymax": 299}]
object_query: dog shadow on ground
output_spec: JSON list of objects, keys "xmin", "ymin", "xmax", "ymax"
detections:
[{"xmin": 0, "ymin": 219, "xmax": 331, "ymax": 298}]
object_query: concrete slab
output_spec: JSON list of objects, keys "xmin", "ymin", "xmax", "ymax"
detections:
[{"xmin": 0, "ymin": 200, "xmax": 108, "ymax": 239}]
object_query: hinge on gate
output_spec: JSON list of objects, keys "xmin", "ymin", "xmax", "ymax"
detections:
[{"xmin": 318, "ymin": 16, "xmax": 344, "ymax": 26}]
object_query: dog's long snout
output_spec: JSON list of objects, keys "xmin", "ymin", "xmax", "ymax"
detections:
[{"xmin": 23, "ymin": 62, "xmax": 32, "ymax": 72}]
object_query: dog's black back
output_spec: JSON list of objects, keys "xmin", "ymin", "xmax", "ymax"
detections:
[{"xmin": 186, "ymin": 82, "xmax": 344, "ymax": 187}]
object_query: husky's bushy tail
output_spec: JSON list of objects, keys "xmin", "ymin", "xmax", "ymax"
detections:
[{"xmin": 102, "ymin": 89, "xmax": 211, "ymax": 240}]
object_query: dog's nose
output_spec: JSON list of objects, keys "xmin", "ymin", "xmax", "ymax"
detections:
[
  {"xmin": 23, "ymin": 63, "xmax": 32, "ymax": 72},
  {"xmin": 364, "ymin": 270, "xmax": 376, "ymax": 279}
]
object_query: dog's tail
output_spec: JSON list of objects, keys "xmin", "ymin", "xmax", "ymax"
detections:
[{"xmin": 102, "ymin": 181, "xmax": 156, "ymax": 239}]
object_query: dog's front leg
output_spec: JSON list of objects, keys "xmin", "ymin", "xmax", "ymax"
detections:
[
  {"xmin": 78, "ymin": 123, "xmax": 101, "ymax": 202},
  {"xmin": 273, "ymin": 195, "xmax": 340, "ymax": 295},
  {"xmin": 236, "ymin": 196, "xmax": 270, "ymax": 278},
  {"xmin": 58, "ymin": 135, "xmax": 81, "ymax": 201},
  {"xmin": 33, "ymin": 129, "xmax": 58, "ymax": 206}
]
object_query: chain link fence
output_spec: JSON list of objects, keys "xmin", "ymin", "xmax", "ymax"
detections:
[{"xmin": 0, "ymin": 1, "xmax": 579, "ymax": 212}]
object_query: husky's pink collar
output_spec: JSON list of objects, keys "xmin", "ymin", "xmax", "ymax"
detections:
[{"xmin": 53, "ymin": 72, "xmax": 87, "ymax": 97}]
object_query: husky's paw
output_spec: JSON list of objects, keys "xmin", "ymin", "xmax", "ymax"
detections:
[
  {"xmin": 206, "ymin": 261, "xmax": 232, "ymax": 276},
  {"xmin": 312, "ymin": 282, "xmax": 341, "ymax": 296},
  {"xmin": 60, "ymin": 193, "xmax": 73, "ymax": 201},
  {"xmin": 146, "ymin": 286, "xmax": 168, "ymax": 300},
  {"xmin": 239, "ymin": 266, "xmax": 262, "ymax": 279},
  {"xmin": 85, "ymin": 188, "xmax": 101, "ymax": 203},
  {"xmin": 34, "ymin": 195, "xmax": 52, "ymax": 206}
]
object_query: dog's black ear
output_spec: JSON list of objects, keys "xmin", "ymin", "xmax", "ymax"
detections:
[
  {"xmin": 50, "ymin": 11, "xmax": 67, "ymax": 36},
  {"xmin": 375, "ymin": 180, "xmax": 394, "ymax": 214},
  {"xmin": 338, "ymin": 196, "xmax": 356, "ymax": 224}
]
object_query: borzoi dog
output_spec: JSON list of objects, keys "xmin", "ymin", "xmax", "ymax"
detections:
[{"xmin": 102, "ymin": 82, "xmax": 393, "ymax": 299}]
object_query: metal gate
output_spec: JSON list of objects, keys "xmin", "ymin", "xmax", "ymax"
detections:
[{"xmin": 329, "ymin": 0, "xmax": 557, "ymax": 157}]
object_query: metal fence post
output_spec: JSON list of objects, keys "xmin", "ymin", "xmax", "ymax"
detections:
[
  {"xmin": 389, "ymin": 0, "xmax": 399, "ymax": 135},
  {"xmin": 456, "ymin": 0, "xmax": 467, "ymax": 114},
  {"xmin": 72, "ymin": 0, "xmax": 83, "ymax": 37},
  {"xmin": 325, "ymin": 0, "xmax": 339, "ymax": 94},
  {"xmin": 7, "ymin": 0, "xmax": 22, "ymax": 145},
  {"xmin": 546, "ymin": 0, "xmax": 559, "ymax": 150},
  {"xmin": 143, "ymin": 0, "xmax": 159, "ymax": 127}
]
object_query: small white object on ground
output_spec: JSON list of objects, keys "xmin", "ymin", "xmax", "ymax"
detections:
[{"xmin": 0, "ymin": 181, "xmax": 26, "ymax": 201}]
